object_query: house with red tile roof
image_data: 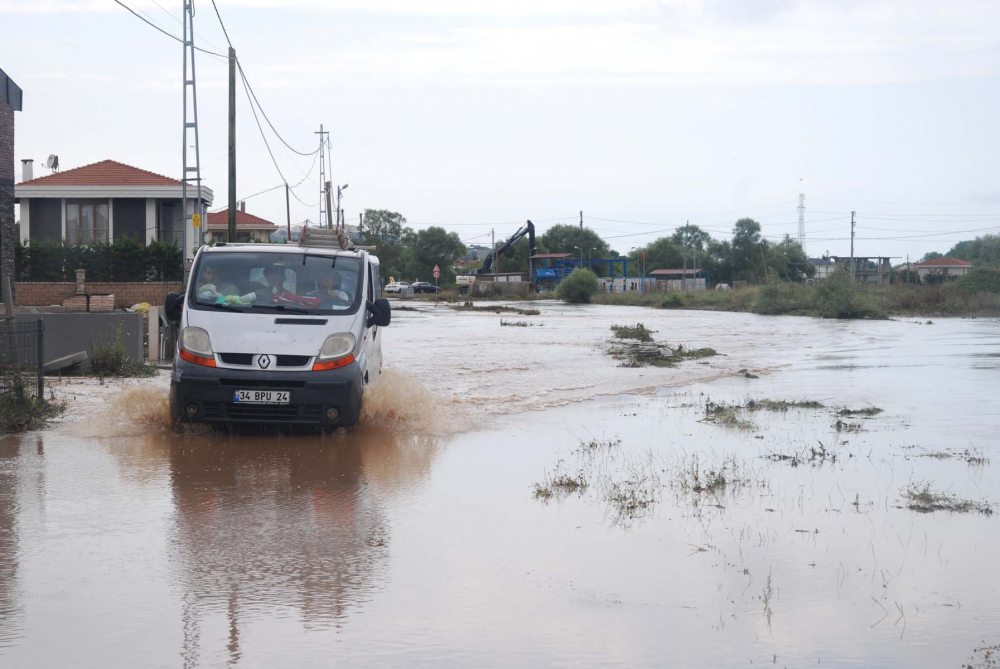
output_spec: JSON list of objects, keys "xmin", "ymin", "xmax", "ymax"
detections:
[
  {"xmin": 14, "ymin": 159, "xmax": 214, "ymax": 261},
  {"xmin": 915, "ymin": 256, "xmax": 972, "ymax": 282},
  {"xmin": 206, "ymin": 204, "xmax": 278, "ymax": 243}
]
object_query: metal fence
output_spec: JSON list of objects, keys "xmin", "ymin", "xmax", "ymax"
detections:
[{"xmin": 0, "ymin": 320, "xmax": 45, "ymax": 401}]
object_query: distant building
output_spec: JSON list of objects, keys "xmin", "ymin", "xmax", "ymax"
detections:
[
  {"xmin": 809, "ymin": 257, "xmax": 836, "ymax": 280},
  {"xmin": 206, "ymin": 207, "xmax": 278, "ymax": 243},
  {"xmin": 915, "ymin": 257, "xmax": 972, "ymax": 282},
  {"xmin": 1, "ymin": 67, "xmax": 23, "ymax": 295},
  {"xmin": 15, "ymin": 159, "xmax": 214, "ymax": 261},
  {"xmin": 649, "ymin": 268, "xmax": 708, "ymax": 291}
]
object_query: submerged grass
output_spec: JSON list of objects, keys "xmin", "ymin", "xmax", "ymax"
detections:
[
  {"xmin": 533, "ymin": 464, "xmax": 588, "ymax": 500},
  {"xmin": 902, "ymin": 482, "xmax": 993, "ymax": 515},
  {"xmin": 453, "ymin": 301, "xmax": 540, "ymax": 316},
  {"xmin": 837, "ymin": 406, "xmax": 884, "ymax": 417},
  {"xmin": 611, "ymin": 323, "xmax": 654, "ymax": 342},
  {"xmin": 701, "ymin": 400, "xmax": 757, "ymax": 431},
  {"xmin": 746, "ymin": 399, "xmax": 825, "ymax": 411}
]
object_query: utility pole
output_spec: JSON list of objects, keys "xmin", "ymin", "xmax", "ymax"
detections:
[
  {"xmin": 227, "ymin": 46, "xmax": 237, "ymax": 243},
  {"xmin": 359, "ymin": 213, "xmax": 364, "ymax": 239},
  {"xmin": 181, "ymin": 0, "xmax": 204, "ymax": 272},
  {"xmin": 797, "ymin": 192, "xmax": 806, "ymax": 252},
  {"xmin": 285, "ymin": 183, "xmax": 291, "ymax": 243},
  {"xmin": 491, "ymin": 229, "xmax": 495, "ymax": 277},
  {"xmin": 682, "ymin": 220, "xmax": 689, "ymax": 291},
  {"xmin": 850, "ymin": 211, "xmax": 856, "ymax": 283},
  {"xmin": 580, "ymin": 211, "xmax": 583, "ymax": 230},
  {"xmin": 315, "ymin": 125, "xmax": 329, "ymax": 228}
]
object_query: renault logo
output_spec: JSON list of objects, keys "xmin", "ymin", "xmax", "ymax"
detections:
[{"xmin": 258, "ymin": 354, "xmax": 271, "ymax": 369}]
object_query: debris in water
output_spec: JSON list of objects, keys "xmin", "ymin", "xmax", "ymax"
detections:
[{"xmin": 901, "ymin": 482, "xmax": 994, "ymax": 515}]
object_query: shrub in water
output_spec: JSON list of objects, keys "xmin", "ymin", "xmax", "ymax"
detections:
[
  {"xmin": 557, "ymin": 268, "xmax": 600, "ymax": 304},
  {"xmin": 752, "ymin": 276, "xmax": 801, "ymax": 315},
  {"xmin": 811, "ymin": 268, "xmax": 882, "ymax": 319}
]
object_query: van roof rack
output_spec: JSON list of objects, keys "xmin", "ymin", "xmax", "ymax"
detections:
[{"xmin": 299, "ymin": 225, "xmax": 351, "ymax": 250}]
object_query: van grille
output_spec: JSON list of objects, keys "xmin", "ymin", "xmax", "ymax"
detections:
[
  {"xmin": 218, "ymin": 353, "xmax": 252, "ymax": 365},
  {"xmin": 276, "ymin": 355, "xmax": 311, "ymax": 367},
  {"xmin": 217, "ymin": 353, "xmax": 312, "ymax": 367},
  {"xmin": 204, "ymin": 402, "xmax": 322, "ymax": 422},
  {"xmin": 218, "ymin": 379, "xmax": 306, "ymax": 388}
]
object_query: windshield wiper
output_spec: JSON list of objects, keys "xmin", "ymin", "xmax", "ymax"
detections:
[
  {"xmin": 250, "ymin": 304, "xmax": 314, "ymax": 315},
  {"xmin": 203, "ymin": 302, "xmax": 243, "ymax": 311}
]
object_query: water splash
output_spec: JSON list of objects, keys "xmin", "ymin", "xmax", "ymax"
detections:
[
  {"xmin": 81, "ymin": 385, "xmax": 175, "ymax": 437},
  {"xmin": 360, "ymin": 368, "xmax": 458, "ymax": 433}
]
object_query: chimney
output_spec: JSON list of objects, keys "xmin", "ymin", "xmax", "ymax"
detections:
[
  {"xmin": 21, "ymin": 159, "xmax": 33, "ymax": 182},
  {"xmin": 239, "ymin": 201, "xmax": 245, "ymax": 213}
]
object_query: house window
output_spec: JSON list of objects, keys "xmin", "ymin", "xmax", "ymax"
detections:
[{"xmin": 66, "ymin": 200, "xmax": 109, "ymax": 245}]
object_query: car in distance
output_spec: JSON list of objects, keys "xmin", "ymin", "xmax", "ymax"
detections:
[
  {"xmin": 384, "ymin": 281, "xmax": 411, "ymax": 294},
  {"xmin": 410, "ymin": 281, "xmax": 440, "ymax": 294}
]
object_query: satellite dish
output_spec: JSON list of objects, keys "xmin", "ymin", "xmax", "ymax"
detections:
[{"xmin": 46, "ymin": 155, "xmax": 59, "ymax": 171}]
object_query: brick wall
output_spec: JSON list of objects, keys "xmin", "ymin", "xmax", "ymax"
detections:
[
  {"xmin": 15, "ymin": 281, "xmax": 183, "ymax": 308},
  {"xmin": 1, "ymin": 101, "xmax": 14, "ymax": 300}
]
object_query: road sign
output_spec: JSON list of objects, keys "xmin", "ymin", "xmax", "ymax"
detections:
[
  {"xmin": 192, "ymin": 214, "xmax": 201, "ymax": 228},
  {"xmin": 432, "ymin": 264, "xmax": 441, "ymax": 279}
]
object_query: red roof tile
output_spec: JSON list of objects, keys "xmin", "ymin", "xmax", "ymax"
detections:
[
  {"xmin": 206, "ymin": 209, "xmax": 278, "ymax": 228},
  {"xmin": 17, "ymin": 159, "xmax": 183, "ymax": 187},
  {"xmin": 916, "ymin": 257, "xmax": 971, "ymax": 267}
]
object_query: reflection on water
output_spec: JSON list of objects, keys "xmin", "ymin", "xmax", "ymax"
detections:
[
  {"xmin": 165, "ymin": 429, "xmax": 439, "ymax": 666},
  {"xmin": 0, "ymin": 439, "xmax": 22, "ymax": 653}
]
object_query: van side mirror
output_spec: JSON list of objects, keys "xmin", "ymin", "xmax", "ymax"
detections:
[
  {"xmin": 367, "ymin": 298, "xmax": 391, "ymax": 328},
  {"xmin": 165, "ymin": 292, "xmax": 184, "ymax": 322}
]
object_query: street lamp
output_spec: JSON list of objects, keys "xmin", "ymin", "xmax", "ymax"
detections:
[{"xmin": 336, "ymin": 183, "xmax": 349, "ymax": 231}]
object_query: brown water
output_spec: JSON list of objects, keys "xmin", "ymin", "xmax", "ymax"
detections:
[{"xmin": 1, "ymin": 303, "xmax": 999, "ymax": 667}]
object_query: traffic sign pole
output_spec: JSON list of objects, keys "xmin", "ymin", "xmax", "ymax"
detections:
[{"xmin": 432, "ymin": 264, "xmax": 441, "ymax": 291}]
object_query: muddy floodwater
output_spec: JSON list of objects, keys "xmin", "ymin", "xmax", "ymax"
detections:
[{"xmin": 2, "ymin": 303, "xmax": 999, "ymax": 667}]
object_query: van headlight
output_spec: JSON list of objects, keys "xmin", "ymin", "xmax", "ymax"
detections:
[
  {"xmin": 318, "ymin": 333, "xmax": 355, "ymax": 360},
  {"xmin": 180, "ymin": 327, "xmax": 214, "ymax": 356}
]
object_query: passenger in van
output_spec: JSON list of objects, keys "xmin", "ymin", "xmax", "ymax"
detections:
[
  {"xmin": 310, "ymin": 271, "xmax": 350, "ymax": 304},
  {"xmin": 260, "ymin": 266, "xmax": 286, "ymax": 295}
]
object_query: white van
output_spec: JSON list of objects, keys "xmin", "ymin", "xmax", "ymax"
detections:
[{"xmin": 166, "ymin": 242, "xmax": 391, "ymax": 428}]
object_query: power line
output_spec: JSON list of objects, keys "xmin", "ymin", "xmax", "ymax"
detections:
[
  {"xmin": 147, "ymin": 0, "xmax": 225, "ymax": 52},
  {"xmin": 112, "ymin": 0, "xmax": 228, "ymax": 59},
  {"xmin": 236, "ymin": 62, "xmax": 320, "ymax": 157},
  {"xmin": 208, "ymin": 0, "xmax": 234, "ymax": 48},
  {"xmin": 208, "ymin": 183, "xmax": 284, "ymax": 212}
]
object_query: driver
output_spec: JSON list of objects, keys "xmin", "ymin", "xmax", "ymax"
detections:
[{"xmin": 198, "ymin": 265, "xmax": 239, "ymax": 299}]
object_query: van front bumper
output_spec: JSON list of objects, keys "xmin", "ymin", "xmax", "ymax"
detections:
[{"xmin": 169, "ymin": 357, "xmax": 363, "ymax": 426}]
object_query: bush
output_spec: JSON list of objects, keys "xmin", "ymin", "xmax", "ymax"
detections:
[
  {"xmin": 810, "ymin": 269, "xmax": 883, "ymax": 319},
  {"xmin": 752, "ymin": 276, "xmax": 802, "ymax": 315},
  {"xmin": 0, "ymin": 387, "xmax": 63, "ymax": 435},
  {"xmin": 956, "ymin": 268, "xmax": 1000, "ymax": 294},
  {"xmin": 557, "ymin": 268, "xmax": 600, "ymax": 304},
  {"xmin": 660, "ymin": 292, "xmax": 684, "ymax": 308},
  {"xmin": 90, "ymin": 326, "xmax": 158, "ymax": 378},
  {"xmin": 16, "ymin": 239, "xmax": 183, "ymax": 282}
]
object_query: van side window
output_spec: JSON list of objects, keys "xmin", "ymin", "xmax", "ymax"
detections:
[{"xmin": 367, "ymin": 262, "xmax": 374, "ymax": 302}]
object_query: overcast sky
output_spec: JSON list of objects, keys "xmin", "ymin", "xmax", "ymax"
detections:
[{"xmin": 4, "ymin": 0, "xmax": 1000, "ymax": 259}]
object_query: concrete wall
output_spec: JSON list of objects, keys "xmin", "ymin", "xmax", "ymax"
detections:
[
  {"xmin": 15, "ymin": 281, "xmax": 182, "ymax": 307},
  {"xmin": 15, "ymin": 312, "xmax": 144, "ymax": 366}
]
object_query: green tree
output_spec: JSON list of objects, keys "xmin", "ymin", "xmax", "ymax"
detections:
[
  {"xmin": 921, "ymin": 251, "xmax": 944, "ymax": 262},
  {"xmin": 631, "ymin": 237, "xmax": 683, "ymax": 274},
  {"xmin": 731, "ymin": 218, "xmax": 767, "ymax": 282},
  {"xmin": 403, "ymin": 227, "xmax": 466, "ymax": 285},
  {"xmin": 556, "ymin": 268, "xmax": 600, "ymax": 304},
  {"xmin": 766, "ymin": 236, "xmax": 815, "ymax": 282},
  {"xmin": 949, "ymin": 234, "xmax": 1000, "ymax": 267},
  {"xmin": 360, "ymin": 209, "xmax": 413, "ymax": 281},
  {"xmin": 539, "ymin": 225, "xmax": 610, "ymax": 261}
]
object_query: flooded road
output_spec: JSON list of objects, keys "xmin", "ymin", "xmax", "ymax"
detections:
[{"xmin": 2, "ymin": 303, "xmax": 999, "ymax": 667}]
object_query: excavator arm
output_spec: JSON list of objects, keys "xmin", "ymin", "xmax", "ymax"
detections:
[{"xmin": 475, "ymin": 220, "xmax": 536, "ymax": 278}]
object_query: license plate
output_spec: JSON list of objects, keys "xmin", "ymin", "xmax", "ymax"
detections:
[{"xmin": 233, "ymin": 390, "xmax": 290, "ymax": 405}]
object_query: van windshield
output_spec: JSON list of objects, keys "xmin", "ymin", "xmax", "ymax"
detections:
[{"xmin": 190, "ymin": 252, "xmax": 362, "ymax": 315}]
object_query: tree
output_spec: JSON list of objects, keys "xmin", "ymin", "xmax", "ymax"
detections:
[
  {"xmin": 729, "ymin": 218, "xmax": 769, "ymax": 282},
  {"xmin": 556, "ymin": 268, "xmax": 599, "ymax": 304},
  {"xmin": 403, "ymin": 226, "xmax": 466, "ymax": 285},
  {"xmin": 671, "ymin": 224, "xmax": 712, "ymax": 255},
  {"xmin": 921, "ymin": 251, "xmax": 944, "ymax": 262},
  {"xmin": 766, "ymin": 236, "xmax": 815, "ymax": 282},
  {"xmin": 360, "ymin": 209, "xmax": 412, "ymax": 280},
  {"xmin": 632, "ymin": 237, "xmax": 683, "ymax": 274},
  {"xmin": 539, "ymin": 225, "xmax": 610, "ymax": 261},
  {"xmin": 948, "ymin": 234, "xmax": 1000, "ymax": 267}
]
